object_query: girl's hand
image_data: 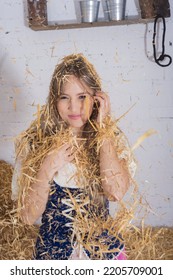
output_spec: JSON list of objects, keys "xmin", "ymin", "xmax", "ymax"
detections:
[
  {"xmin": 94, "ymin": 92, "xmax": 111, "ymax": 124},
  {"xmin": 42, "ymin": 143, "xmax": 75, "ymax": 180}
]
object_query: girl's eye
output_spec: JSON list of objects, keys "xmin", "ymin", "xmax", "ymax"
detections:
[
  {"xmin": 59, "ymin": 95, "xmax": 68, "ymax": 100},
  {"xmin": 79, "ymin": 95, "xmax": 86, "ymax": 100}
]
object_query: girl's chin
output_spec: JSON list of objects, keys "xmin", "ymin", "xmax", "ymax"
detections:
[
  {"xmin": 65, "ymin": 118, "xmax": 90, "ymax": 131},
  {"xmin": 67, "ymin": 120, "xmax": 87, "ymax": 129}
]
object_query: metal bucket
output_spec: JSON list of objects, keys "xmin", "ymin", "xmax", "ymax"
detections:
[
  {"xmin": 80, "ymin": 1, "xmax": 100, "ymax": 23},
  {"xmin": 106, "ymin": 0, "xmax": 126, "ymax": 21}
]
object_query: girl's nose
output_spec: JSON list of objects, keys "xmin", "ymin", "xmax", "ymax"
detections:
[{"xmin": 68, "ymin": 99, "xmax": 81, "ymax": 112}]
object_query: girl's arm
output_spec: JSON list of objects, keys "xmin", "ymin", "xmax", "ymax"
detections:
[
  {"xmin": 94, "ymin": 92, "xmax": 132, "ymax": 201},
  {"xmin": 20, "ymin": 160, "xmax": 53, "ymax": 225},
  {"xmin": 19, "ymin": 143, "xmax": 74, "ymax": 225},
  {"xmin": 99, "ymin": 138, "xmax": 130, "ymax": 201}
]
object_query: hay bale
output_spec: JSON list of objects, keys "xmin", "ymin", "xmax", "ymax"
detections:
[
  {"xmin": 124, "ymin": 226, "xmax": 173, "ymax": 260},
  {"xmin": 0, "ymin": 215, "xmax": 38, "ymax": 260},
  {"xmin": 0, "ymin": 160, "xmax": 38, "ymax": 260},
  {"xmin": 0, "ymin": 160, "xmax": 14, "ymax": 215}
]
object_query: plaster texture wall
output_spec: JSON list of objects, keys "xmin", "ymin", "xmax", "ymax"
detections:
[{"xmin": 0, "ymin": 0, "xmax": 173, "ymax": 226}]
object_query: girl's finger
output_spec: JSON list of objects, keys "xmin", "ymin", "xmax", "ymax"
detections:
[
  {"xmin": 95, "ymin": 92, "xmax": 109, "ymax": 102},
  {"xmin": 94, "ymin": 96, "xmax": 107, "ymax": 111},
  {"xmin": 67, "ymin": 153, "xmax": 75, "ymax": 162},
  {"xmin": 64, "ymin": 151, "xmax": 75, "ymax": 162},
  {"xmin": 99, "ymin": 93, "xmax": 111, "ymax": 110}
]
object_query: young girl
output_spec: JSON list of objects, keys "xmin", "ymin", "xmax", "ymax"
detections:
[{"xmin": 12, "ymin": 53, "xmax": 136, "ymax": 260}]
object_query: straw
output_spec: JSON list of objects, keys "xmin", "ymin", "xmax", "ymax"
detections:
[
  {"xmin": 0, "ymin": 160, "xmax": 173, "ymax": 259},
  {"xmin": 1, "ymin": 54, "xmax": 172, "ymax": 260}
]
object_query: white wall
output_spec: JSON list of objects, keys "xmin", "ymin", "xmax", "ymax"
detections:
[{"xmin": 0, "ymin": 0, "xmax": 173, "ymax": 227}]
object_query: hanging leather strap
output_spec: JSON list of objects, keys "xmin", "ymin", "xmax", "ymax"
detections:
[{"xmin": 152, "ymin": 15, "xmax": 172, "ymax": 67}]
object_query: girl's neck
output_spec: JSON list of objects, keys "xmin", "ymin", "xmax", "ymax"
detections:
[{"xmin": 71, "ymin": 127, "xmax": 83, "ymax": 137}]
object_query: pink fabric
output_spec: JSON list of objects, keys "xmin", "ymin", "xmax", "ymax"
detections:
[{"xmin": 114, "ymin": 249, "xmax": 127, "ymax": 260}]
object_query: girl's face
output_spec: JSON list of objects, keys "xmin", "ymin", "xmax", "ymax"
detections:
[{"xmin": 57, "ymin": 75, "xmax": 94, "ymax": 134}]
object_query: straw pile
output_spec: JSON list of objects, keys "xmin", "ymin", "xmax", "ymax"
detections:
[
  {"xmin": 0, "ymin": 160, "xmax": 14, "ymax": 216},
  {"xmin": 0, "ymin": 160, "xmax": 38, "ymax": 260},
  {"xmin": 124, "ymin": 225, "xmax": 173, "ymax": 260},
  {"xmin": 0, "ymin": 158, "xmax": 173, "ymax": 260}
]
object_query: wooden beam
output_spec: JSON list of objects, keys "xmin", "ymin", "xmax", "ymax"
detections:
[
  {"xmin": 27, "ymin": 0, "xmax": 48, "ymax": 27},
  {"xmin": 29, "ymin": 18, "xmax": 154, "ymax": 31},
  {"xmin": 139, "ymin": 0, "xmax": 171, "ymax": 19}
]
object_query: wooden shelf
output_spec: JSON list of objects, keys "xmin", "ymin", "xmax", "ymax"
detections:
[
  {"xmin": 29, "ymin": 18, "xmax": 154, "ymax": 31},
  {"xmin": 28, "ymin": 1, "xmax": 170, "ymax": 32}
]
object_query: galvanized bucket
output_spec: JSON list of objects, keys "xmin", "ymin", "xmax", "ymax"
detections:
[
  {"xmin": 80, "ymin": 1, "xmax": 100, "ymax": 23},
  {"xmin": 105, "ymin": 0, "xmax": 126, "ymax": 21}
]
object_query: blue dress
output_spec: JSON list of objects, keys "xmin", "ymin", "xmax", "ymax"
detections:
[{"xmin": 34, "ymin": 181, "xmax": 124, "ymax": 260}]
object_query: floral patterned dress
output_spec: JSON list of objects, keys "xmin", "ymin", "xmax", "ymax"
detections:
[{"xmin": 34, "ymin": 177, "xmax": 124, "ymax": 260}]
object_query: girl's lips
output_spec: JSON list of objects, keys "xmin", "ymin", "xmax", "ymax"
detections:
[{"xmin": 68, "ymin": 115, "xmax": 81, "ymax": 120}]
